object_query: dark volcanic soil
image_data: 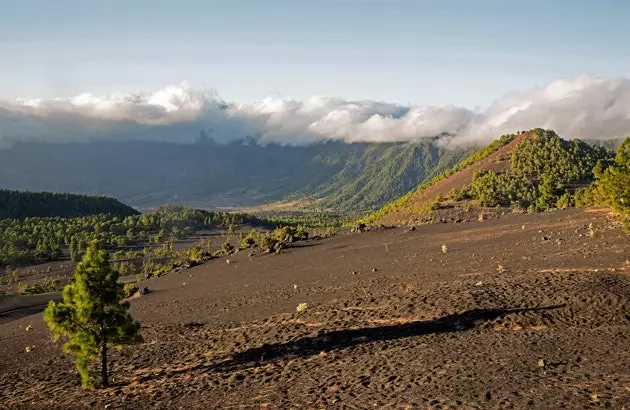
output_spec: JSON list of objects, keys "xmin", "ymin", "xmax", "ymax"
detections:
[{"xmin": 1, "ymin": 208, "xmax": 629, "ymax": 409}]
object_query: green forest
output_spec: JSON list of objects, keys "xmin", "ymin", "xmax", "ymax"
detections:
[
  {"xmin": 0, "ymin": 190, "xmax": 139, "ymax": 219},
  {"xmin": 460, "ymin": 129, "xmax": 615, "ymax": 211},
  {"xmin": 0, "ymin": 203, "xmax": 270, "ymax": 267}
]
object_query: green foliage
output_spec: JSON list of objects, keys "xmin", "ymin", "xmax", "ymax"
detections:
[
  {"xmin": 251, "ymin": 211, "xmax": 351, "ymax": 228},
  {"xmin": 259, "ymin": 233, "xmax": 280, "ymax": 253},
  {"xmin": 448, "ymin": 188, "xmax": 466, "ymax": 201},
  {"xmin": 511, "ymin": 129, "xmax": 610, "ymax": 184},
  {"xmin": 362, "ymin": 133, "xmax": 517, "ymax": 223},
  {"xmin": 184, "ymin": 246, "xmax": 213, "ymax": 264},
  {"xmin": 122, "ymin": 283, "xmax": 138, "ymax": 298},
  {"xmin": 467, "ymin": 170, "xmax": 536, "ymax": 208},
  {"xmin": 257, "ymin": 225, "xmax": 311, "ymax": 253},
  {"xmin": 363, "ymin": 129, "xmax": 617, "ymax": 223},
  {"xmin": 240, "ymin": 228, "xmax": 259, "ymax": 249},
  {"xmin": 273, "ymin": 225, "xmax": 309, "ymax": 243},
  {"xmin": 44, "ymin": 243, "xmax": 142, "ymax": 388},
  {"xmin": 306, "ymin": 140, "xmax": 467, "ymax": 211},
  {"xmin": 114, "ymin": 261, "xmax": 136, "ymax": 276},
  {"xmin": 0, "ymin": 189, "xmax": 138, "ymax": 220},
  {"xmin": 594, "ymin": 137, "xmax": 630, "ymax": 226},
  {"xmin": 220, "ymin": 240, "xmax": 235, "ymax": 256},
  {"xmin": 17, "ymin": 278, "xmax": 62, "ymax": 295},
  {"xmin": 0, "ymin": 204, "xmax": 277, "ymax": 267},
  {"xmin": 573, "ymin": 186, "xmax": 600, "ymax": 207},
  {"xmin": 463, "ymin": 129, "xmax": 614, "ymax": 212}
]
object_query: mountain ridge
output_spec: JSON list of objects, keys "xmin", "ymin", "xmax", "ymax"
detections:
[{"xmin": 0, "ymin": 139, "xmax": 467, "ymax": 212}]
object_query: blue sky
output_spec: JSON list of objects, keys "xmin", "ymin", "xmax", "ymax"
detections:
[{"xmin": 1, "ymin": 0, "xmax": 629, "ymax": 107}]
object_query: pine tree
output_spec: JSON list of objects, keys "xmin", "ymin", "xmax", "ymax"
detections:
[
  {"xmin": 596, "ymin": 137, "xmax": 630, "ymax": 227},
  {"xmin": 44, "ymin": 242, "xmax": 142, "ymax": 389}
]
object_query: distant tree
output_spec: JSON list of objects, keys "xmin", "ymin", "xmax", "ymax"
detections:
[{"xmin": 44, "ymin": 242, "xmax": 142, "ymax": 389}]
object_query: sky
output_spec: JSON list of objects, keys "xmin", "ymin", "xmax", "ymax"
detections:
[
  {"xmin": 2, "ymin": 0, "xmax": 629, "ymax": 107},
  {"xmin": 0, "ymin": 0, "xmax": 629, "ymax": 148}
]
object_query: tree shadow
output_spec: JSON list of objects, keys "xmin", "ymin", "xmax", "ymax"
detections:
[{"xmin": 208, "ymin": 305, "xmax": 565, "ymax": 373}]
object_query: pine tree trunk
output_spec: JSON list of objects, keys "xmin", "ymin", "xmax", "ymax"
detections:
[{"xmin": 101, "ymin": 342, "xmax": 109, "ymax": 388}]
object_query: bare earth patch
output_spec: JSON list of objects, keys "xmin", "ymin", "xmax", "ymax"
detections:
[{"xmin": 1, "ymin": 208, "xmax": 629, "ymax": 409}]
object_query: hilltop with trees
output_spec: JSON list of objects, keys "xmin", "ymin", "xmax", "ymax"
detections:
[{"xmin": 367, "ymin": 129, "xmax": 624, "ymax": 225}]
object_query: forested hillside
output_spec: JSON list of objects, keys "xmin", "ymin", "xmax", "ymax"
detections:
[
  {"xmin": 462, "ymin": 129, "xmax": 613, "ymax": 210},
  {"xmin": 367, "ymin": 129, "xmax": 620, "ymax": 224},
  {"xmin": 0, "ymin": 139, "xmax": 467, "ymax": 212},
  {"xmin": 0, "ymin": 190, "xmax": 138, "ymax": 219}
]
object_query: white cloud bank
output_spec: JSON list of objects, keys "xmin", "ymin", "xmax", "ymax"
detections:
[{"xmin": 0, "ymin": 74, "xmax": 628, "ymax": 149}]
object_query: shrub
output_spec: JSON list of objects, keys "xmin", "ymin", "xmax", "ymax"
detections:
[
  {"xmin": 122, "ymin": 283, "xmax": 138, "ymax": 298},
  {"xmin": 184, "ymin": 246, "xmax": 212, "ymax": 264},
  {"xmin": 221, "ymin": 240, "xmax": 235, "ymax": 255},
  {"xmin": 273, "ymin": 226, "xmax": 307, "ymax": 243},
  {"xmin": 259, "ymin": 233, "xmax": 280, "ymax": 253},
  {"xmin": 448, "ymin": 188, "xmax": 467, "ymax": 201},
  {"xmin": 114, "ymin": 261, "xmax": 136, "ymax": 276},
  {"xmin": 17, "ymin": 278, "xmax": 61, "ymax": 295},
  {"xmin": 240, "ymin": 229, "xmax": 259, "ymax": 249}
]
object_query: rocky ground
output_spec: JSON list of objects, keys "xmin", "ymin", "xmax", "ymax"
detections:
[{"xmin": 1, "ymin": 208, "xmax": 629, "ymax": 409}]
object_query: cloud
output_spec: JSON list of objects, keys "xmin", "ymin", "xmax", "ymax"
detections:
[
  {"xmin": 0, "ymin": 74, "xmax": 628, "ymax": 149},
  {"xmin": 453, "ymin": 74, "xmax": 630, "ymax": 146}
]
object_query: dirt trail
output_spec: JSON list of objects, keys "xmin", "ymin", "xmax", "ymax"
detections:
[{"xmin": 1, "ymin": 208, "xmax": 629, "ymax": 409}]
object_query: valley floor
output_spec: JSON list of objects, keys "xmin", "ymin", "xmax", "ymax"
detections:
[{"xmin": 1, "ymin": 208, "xmax": 629, "ymax": 409}]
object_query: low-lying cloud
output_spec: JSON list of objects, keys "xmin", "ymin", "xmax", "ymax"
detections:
[{"xmin": 1, "ymin": 74, "xmax": 628, "ymax": 149}]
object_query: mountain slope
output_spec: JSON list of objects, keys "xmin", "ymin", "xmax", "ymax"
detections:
[
  {"xmin": 0, "ymin": 139, "xmax": 466, "ymax": 212},
  {"xmin": 369, "ymin": 129, "xmax": 614, "ymax": 225}
]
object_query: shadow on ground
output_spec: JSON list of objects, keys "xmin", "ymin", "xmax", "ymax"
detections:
[{"xmin": 209, "ymin": 305, "xmax": 565, "ymax": 372}]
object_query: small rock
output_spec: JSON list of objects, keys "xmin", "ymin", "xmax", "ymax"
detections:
[
  {"xmin": 372, "ymin": 268, "xmax": 378, "ymax": 272},
  {"xmin": 474, "ymin": 281, "xmax": 483, "ymax": 286},
  {"xmin": 409, "ymin": 226, "xmax": 416, "ymax": 231},
  {"xmin": 537, "ymin": 359, "xmax": 546, "ymax": 367},
  {"xmin": 138, "ymin": 287, "xmax": 150, "ymax": 295},
  {"xmin": 351, "ymin": 271, "xmax": 358, "ymax": 275}
]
